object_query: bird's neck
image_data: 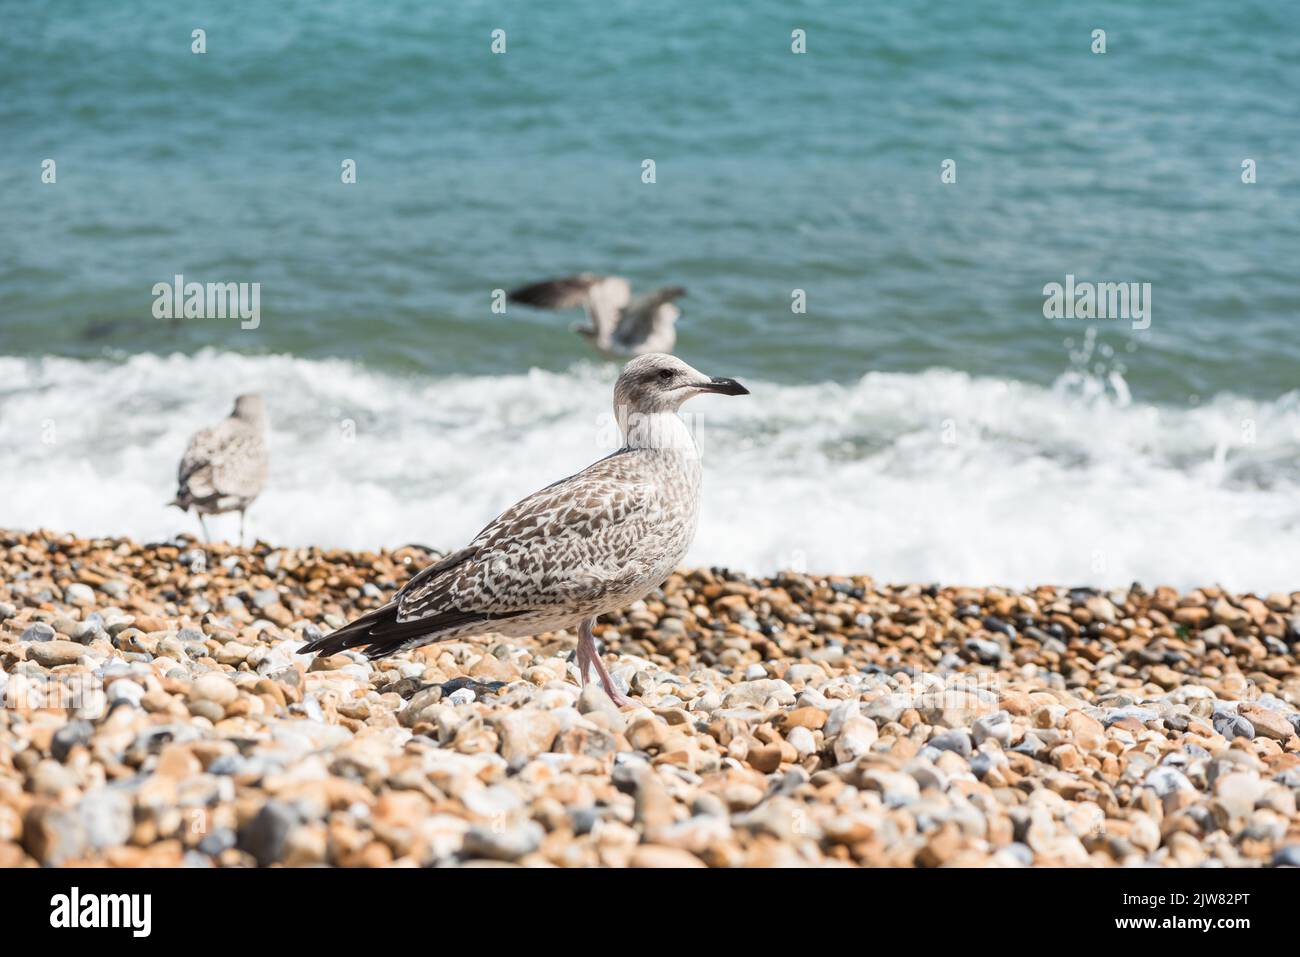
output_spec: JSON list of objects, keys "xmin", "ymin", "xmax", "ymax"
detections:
[
  {"xmin": 620, "ymin": 409, "xmax": 698, "ymax": 455},
  {"xmin": 235, "ymin": 411, "xmax": 267, "ymax": 432}
]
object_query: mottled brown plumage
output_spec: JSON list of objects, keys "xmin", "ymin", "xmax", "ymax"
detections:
[{"xmin": 300, "ymin": 354, "xmax": 748, "ymax": 704}]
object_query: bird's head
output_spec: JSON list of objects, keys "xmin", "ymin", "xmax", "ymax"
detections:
[
  {"xmin": 613, "ymin": 353, "xmax": 748, "ymax": 417},
  {"xmin": 232, "ymin": 393, "xmax": 266, "ymax": 423}
]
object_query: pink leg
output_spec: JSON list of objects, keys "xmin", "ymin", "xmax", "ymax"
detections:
[{"xmin": 577, "ymin": 617, "xmax": 631, "ymax": 707}]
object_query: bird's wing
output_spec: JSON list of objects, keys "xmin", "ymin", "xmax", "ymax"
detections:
[
  {"xmin": 208, "ymin": 426, "xmax": 268, "ymax": 499},
  {"xmin": 615, "ymin": 287, "xmax": 685, "ymax": 344},
  {"xmin": 507, "ymin": 274, "xmax": 604, "ymax": 310},
  {"xmin": 300, "ymin": 453, "xmax": 672, "ymax": 659},
  {"xmin": 176, "ymin": 420, "xmax": 265, "ymax": 504},
  {"xmin": 394, "ymin": 451, "xmax": 663, "ymax": 622},
  {"xmin": 176, "ymin": 426, "xmax": 222, "ymax": 503},
  {"xmin": 507, "ymin": 274, "xmax": 630, "ymax": 343}
]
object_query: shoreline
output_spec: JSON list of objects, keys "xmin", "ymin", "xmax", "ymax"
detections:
[{"xmin": 1, "ymin": 528, "xmax": 1298, "ymax": 867}]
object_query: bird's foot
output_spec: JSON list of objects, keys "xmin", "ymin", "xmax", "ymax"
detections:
[
  {"xmin": 574, "ymin": 651, "xmax": 632, "ymax": 708},
  {"xmin": 601, "ymin": 683, "xmax": 633, "ymax": 708},
  {"xmin": 576, "ymin": 618, "xmax": 634, "ymax": 707}
]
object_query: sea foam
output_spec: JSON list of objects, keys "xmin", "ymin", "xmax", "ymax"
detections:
[{"xmin": 1, "ymin": 350, "xmax": 1297, "ymax": 592}]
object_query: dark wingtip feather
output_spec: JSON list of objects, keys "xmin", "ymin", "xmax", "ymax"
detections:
[
  {"xmin": 297, "ymin": 604, "xmax": 397, "ymax": 658},
  {"xmin": 297, "ymin": 605, "xmax": 529, "ymax": 662},
  {"xmin": 507, "ymin": 275, "xmax": 598, "ymax": 309}
]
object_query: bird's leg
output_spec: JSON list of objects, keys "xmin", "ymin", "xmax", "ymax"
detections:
[
  {"xmin": 238, "ymin": 509, "xmax": 246, "ymax": 547},
  {"xmin": 198, "ymin": 513, "xmax": 210, "ymax": 545},
  {"xmin": 574, "ymin": 628, "xmax": 593, "ymax": 682},
  {"xmin": 577, "ymin": 617, "xmax": 630, "ymax": 707}
]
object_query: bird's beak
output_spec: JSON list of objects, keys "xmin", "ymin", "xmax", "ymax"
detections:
[{"xmin": 698, "ymin": 376, "xmax": 749, "ymax": 396}]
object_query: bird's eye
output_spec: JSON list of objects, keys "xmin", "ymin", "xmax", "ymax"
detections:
[{"xmin": 657, "ymin": 369, "xmax": 675, "ymax": 381}]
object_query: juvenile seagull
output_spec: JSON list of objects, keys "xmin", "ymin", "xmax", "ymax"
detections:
[
  {"xmin": 299, "ymin": 354, "xmax": 748, "ymax": 705},
  {"xmin": 508, "ymin": 273, "xmax": 687, "ymax": 358},
  {"xmin": 170, "ymin": 394, "xmax": 269, "ymax": 544}
]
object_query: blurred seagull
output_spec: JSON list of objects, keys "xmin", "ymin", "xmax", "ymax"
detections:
[
  {"xmin": 170, "ymin": 394, "xmax": 269, "ymax": 544},
  {"xmin": 508, "ymin": 273, "xmax": 687, "ymax": 358},
  {"xmin": 298, "ymin": 354, "xmax": 749, "ymax": 705}
]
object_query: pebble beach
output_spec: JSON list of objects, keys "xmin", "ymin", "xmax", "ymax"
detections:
[{"xmin": 2, "ymin": 528, "xmax": 1299, "ymax": 868}]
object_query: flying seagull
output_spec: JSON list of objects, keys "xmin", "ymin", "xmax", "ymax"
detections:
[
  {"xmin": 508, "ymin": 273, "xmax": 687, "ymax": 358},
  {"xmin": 170, "ymin": 394, "xmax": 269, "ymax": 544},
  {"xmin": 298, "ymin": 353, "xmax": 748, "ymax": 705}
]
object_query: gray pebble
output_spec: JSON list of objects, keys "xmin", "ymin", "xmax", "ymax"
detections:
[
  {"xmin": 569, "ymin": 806, "xmax": 598, "ymax": 835},
  {"xmin": 1145, "ymin": 765, "xmax": 1194, "ymax": 797},
  {"xmin": 78, "ymin": 788, "xmax": 133, "ymax": 849},
  {"xmin": 20, "ymin": 622, "xmax": 56, "ymax": 643},
  {"xmin": 238, "ymin": 800, "xmax": 299, "ymax": 866},
  {"xmin": 462, "ymin": 820, "xmax": 543, "ymax": 861},
  {"xmin": 1213, "ymin": 713, "xmax": 1255, "ymax": 740},
  {"xmin": 929, "ymin": 729, "xmax": 972, "ymax": 757},
  {"xmin": 100, "ymin": 579, "xmax": 130, "ymax": 600},
  {"xmin": 972, "ymin": 710, "xmax": 1012, "ymax": 747},
  {"xmin": 52, "ymin": 719, "xmax": 95, "ymax": 761},
  {"xmin": 964, "ymin": 637, "xmax": 1002, "ymax": 664},
  {"xmin": 199, "ymin": 827, "xmax": 238, "ymax": 856},
  {"xmin": 1102, "ymin": 706, "xmax": 1159, "ymax": 726},
  {"xmin": 1273, "ymin": 845, "xmax": 1300, "ymax": 868}
]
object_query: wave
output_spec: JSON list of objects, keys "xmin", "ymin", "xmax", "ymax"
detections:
[{"xmin": 1, "ymin": 350, "xmax": 1298, "ymax": 591}]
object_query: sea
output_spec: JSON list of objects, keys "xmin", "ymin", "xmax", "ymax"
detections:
[{"xmin": 1, "ymin": 0, "xmax": 1297, "ymax": 590}]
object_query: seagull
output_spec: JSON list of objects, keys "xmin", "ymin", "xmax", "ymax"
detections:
[
  {"xmin": 298, "ymin": 354, "xmax": 748, "ymax": 705},
  {"xmin": 170, "ymin": 394, "xmax": 269, "ymax": 544},
  {"xmin": 508, "ymin": 273, "xmax": 687, "ymax": 358}
]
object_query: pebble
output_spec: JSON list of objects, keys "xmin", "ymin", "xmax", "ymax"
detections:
[
  {"xmin": 1274, "ymin": 845, "xmax": 1300, "ymax": 868},
  {"xmin": 23, "ymin": 805, "xmax": 87, "ymax": 865},
  {"xmin": 238, "ymin": 800, "xmax": 299, "ymax": 867},
  {"xmin": 1145, "ymin": 766, "xmax": 1195, "ymax": 798},
  {"xmin": 832, "ymin": 715, "xmax": 878, "ymax": 764},
  {"xmin": 462, "ymin": 820, "xmax": 543, "ymax": 862},
  {"xmin": 27, "ymin": 640, "xmax": 86, "ymax": 667},
  {"xmin": 1238, "ymin": 703, "xmax": 1296, "ymax": 742},
  {"xmin": 495, "ymin": 710, "xmax": 561, "ymax": 769},
  {"xmin": 0, "ymin": 529, "xmax": 1296, "ymax": 869},
  {"xmin": 1213, "ymin": 713, "xmax": 1255, "ymax": 740},
  {"xmin": 190, "ymin": 673, "xmax": 238, "ymax": 706},
  {"xmin": 19, "ymin": 622, "xmax": 56, "ymax": 643},
  {"xmin": 972, "ymin": 710, "xmax": 1012, "ymax": 747},
  {"xmin": 79, "ymin": 788, "xmax": 134, "ymax": 849},
  {"xmin": 929, "ymin": 729, "xmax": 972, "ymax": 758}
]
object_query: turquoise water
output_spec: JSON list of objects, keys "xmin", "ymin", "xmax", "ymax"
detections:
[
  {"xmin": 2, "ymin": 0, "xmax": 1297, "ymax": 397},
  {"xmin": 2, "ymin": 2, "xmax": 1298, "ymax": 587}
]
